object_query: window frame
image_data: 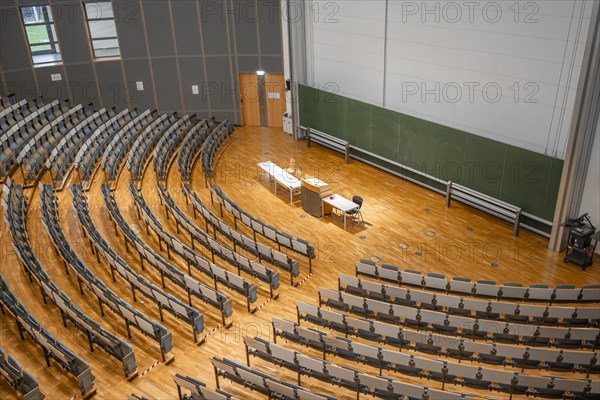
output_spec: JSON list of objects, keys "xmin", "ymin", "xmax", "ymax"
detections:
[
  {"xmin": 20, "ymin": 4, "xmax": 63, "ymax": 67},
  {"xmin": 83, "ymin": 1, "xmax": 121, "ymax": 59}
]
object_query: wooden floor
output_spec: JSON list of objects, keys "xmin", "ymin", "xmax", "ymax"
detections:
[{"xmin": 0, "ymin": 126, "xmax": 598, "ymax": 399}]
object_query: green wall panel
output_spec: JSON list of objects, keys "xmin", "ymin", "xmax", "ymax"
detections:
[
  {"xmin": 346, "ymin": 98, "xmax": 373, "ymax": 151},
  {"xmin": 461, "ymin": 134, "xmax": 507, "ymax": 198},
  {"xmin": 371, "ymin": 106, "xmax": 400, "ymax": 162},
  {"xmin": 298, "ymin": 84, "xmax": 563, "ymax": 222}
]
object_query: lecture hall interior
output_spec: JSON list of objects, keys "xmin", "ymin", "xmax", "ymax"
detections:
[{"xmin": 0, "ymin": 0, "xmax": 599, "ymax": 399}]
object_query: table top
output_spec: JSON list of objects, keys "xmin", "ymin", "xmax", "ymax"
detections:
[
  {"xmin": 303, "ymin": 177, "xmax": 328, "ymax": 187},
  {"xmin": 322, "ymin": 194, "xmax": 359, "ymax": 212},
  {"xmin": 258, "ymin": 160, "xmax": 301, "ymax": 188}
]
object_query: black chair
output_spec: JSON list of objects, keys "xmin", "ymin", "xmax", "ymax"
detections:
[{"xmin": 346, "ymin": 195, "xmax": 363, "ymax": 225}]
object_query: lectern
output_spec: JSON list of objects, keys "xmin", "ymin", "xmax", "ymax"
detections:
[{"xmin": 301, "ymin": 177, "xmax": 333, "ymax": 217}]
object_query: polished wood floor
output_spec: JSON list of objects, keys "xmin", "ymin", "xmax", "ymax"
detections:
[{"xmin": 0, "ymin": 126, "xmax": 598, "ymax": 399}]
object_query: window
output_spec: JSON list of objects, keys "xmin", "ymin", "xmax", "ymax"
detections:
[
  {"xmin": 20, "ymin": 5, "xmax": 62, "ymax": 66},
  {"xmin": 84, "ymin": 1, "xmax": 120, "ymax": 58}
]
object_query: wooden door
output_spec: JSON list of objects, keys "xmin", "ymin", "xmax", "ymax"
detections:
[
  {"xmin": 265, "ymin": 73, "xmax": 285, "ymax": 128},
  {"xmin": 239, "ymin": 73, "xmax": 261, "ymax": 126}
]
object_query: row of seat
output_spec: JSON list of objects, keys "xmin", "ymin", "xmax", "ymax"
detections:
[
  {"xmin": 0, "ymin": 347, "xmax": 44, "ymax": 400},
  {"xmin": 173, "ymin": 374, "xmax": 234, "ymax": 400},
  {"xmin": 101, "ymin": 111, "xmax": 164, "ymax": 185},
  {"xmin": 1, "ymin": 98, "xmax": 58, "ymax": 136},
  {"xmin": 127, "ymin": 113, "xmax": 193, "ymax": 181},
  {"xmin": 0, "ymin": 93, "xmax": 17, "ymax": 111},
  {"xmin": 210, "ymin": 184, "xmax": 316, "ymax": 266},
  {"xmin": 158, "ymin": 184, "xmax": 282, "ymax": 299},
  {"xmin": 200, "ymin": 118, "xmax": 233, "ymax": 179},
  {"xmin": 197, "ymin": 120, "xmax": 317, "ymax": 273},
  {"xmin": 39, "ymin": 183, "xmax": 172, "ymax": 366},
  {"xmin": 243, "ymin": 337, "xmax": 480, "ymax": 400},
  {"xmin": 99, "ymin": 184, "xmax": 233, "ymax": 326},
  {"xmin": 128, "ymin": 184, "xmax": 259, "ymax": 311},
  {"xmin": 184, "ymin": 183, "xmax": 301, "ymax": 284},
  {"xmin": 319, "ymin": 288, "xmax": 600, "ymax": 345},
  {"xmin": 211, "ymin": 357, "xmax": 336, "ymax": 400},
  {"xmin": 177, "ymin": 116, "xmax": 216, "ymax": 182},
  {"xmin": 0, "ymin": 99, "xmax": 67, "ymax": 179},
  {"xmin": 340, "ymin": 274, "xmax": 600, "ymax": 326},
  {"xmin": 154, "ymin": 117, "xmax": 208, "ymax": 182},
  {"xmin": 0, "ymin": 98, "xmax": 31, "ymax": 123},
  {"xmin": 47, "ymin": 107, "xmax": 125, "ymax": 187},
  {"xmin": 171, "ymin": 120, "xmax": 294, "ymax": 290},
  {"xmin": 0, "ymin": 274, "xmax": 96, "ymax": 398},
  {"xmin": 76, "ymin": 110, "xmax": 156, "ymax": 188},
  {"xmin": 295, "ymin": 301, "xmax": 599, "ymax": 371},
  {"xmin": 18, "ymin": 104, "xmax": 94, "ymax": 183},
  {"xmin": 2, "ymin": 178, "xmax": 138, "ymax": 379},
  {"xmin": 70, "ymin": 184, "xmax": 199, "ymax": 348},
  {"xmin": 271, "ymin": 317, "xmax": 597, "ymax": 397},
  {"xmin": 356, "ymin": 261, "xmax": 600, "ymax": 303}
]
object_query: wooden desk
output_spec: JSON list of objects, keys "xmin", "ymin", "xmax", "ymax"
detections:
[{"xmin": 322, "ymin": 194, "xmax": 360, "ymax": 230}]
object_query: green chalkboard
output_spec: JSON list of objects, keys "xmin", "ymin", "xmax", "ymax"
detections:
[{"xmin": 298, "ymin": 84, "xmax": 563, "ymax": 223}]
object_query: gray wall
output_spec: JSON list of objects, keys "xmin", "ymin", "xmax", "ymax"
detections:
[{"xmin": 0, "ymin": 0, "xmax": 284, "ymax": 123}]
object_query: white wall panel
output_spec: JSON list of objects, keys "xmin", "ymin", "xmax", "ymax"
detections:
[
  {"xmin": 308, "ymin": 0, "xmax": 594, "ymax": 158},
  {"xmin": 310, "ymin": 0, "xmax": 386, "ymax": 105}
]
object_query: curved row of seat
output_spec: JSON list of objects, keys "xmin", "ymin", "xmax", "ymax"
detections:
[
  {"xmin": 199, "ymin": 119, "xmax": 233, "ymax": 179},
  {"xmin": 0, "ymin": 347, "xmax": 44, "ymax": 400},
  {"xmin": 318, "ymin": 288, "xmax": 600, "ymax": 345},
  {"xmin": 198, "ymin": 119, "xmax": 316, "ymax": 275},
  {"xmin": 171, "ymin": 121, "xmax": 293, "ymax": 290},
  {"xmin": 210, "ymin": 185, "xmax": 316, "ymax": 267},
  {"xmin": 18, "ymin": 103, "xmax": 94, "ymax": 184},
  {"xmin": 39, "ymin": 183, "xmax": 171, "ymax": 366},
  {"xmin": 269, "ymin": 318, "xmax": 597, "ymax": 398},
  {"xmin": 166, "ymin": 184, "xmax": 279, "ymax": 298},
  {"xmin": 154, "ymin": 117, "xmax": 208, "ymax": 182},
  {"xmin": 127, "ymin": 113, "xmax": 193, "ymax": 182},
  {"xmin": 0, "ymin": 274, "xmax": 95, "ymax": 398},
  {"xmin": 244, "ymin": 336, "xmax": 480, "ymax": 400},
  {"xmin": 2, "ymin": 178, "xmax": 136, "ymax": 380},
  {"xmin": 211, "ymin": 357, "xmax": 336, "ymax": 400},
  {"xmin": 101, "ymin": 111, "xmax": 163, "ymax": 186},
  {"xmin": 75, "ymin": 110, "xmax": 156, "ymax": 189},
  {"xmin": 0, "ymin": 94, "xmax": 18, "ymax": 111},
  {"xmin": 128, "ymin": 184, "xmax": 258, "ymax": 311},
  {"xmin": 184, "ymin": 184, "xmax": 300, "ymax": 284},
  {"xmin": 356, "ymin": 261, "xmax": 600, "ymax": 303},
  {"xmin": 295, "ymin": 301, "xmax": 599, "ymax": 372},
  {"xmin": 70, "ymin": 184, "xmax": 198, "ymax": 348},
  {"xmin": 340, "ymin": 274, "xmax": 600, "ymax": 326},
  {"xmin": 100, "ymin": 184, "xmax": 233, "ymax": 326},
  {"xmin": 0, "ymin": 99, "xmax": 68, "ymax": 180},
  {"xmin": 173, "ymin": 373, "xmax": 234, "ymax": 400},
  {"xmin": 47, "ymin": 107, "xmax": 124, "ymax": 188},
  {"xmin": 177, "ymin": 116, "xmax": 215, "ymax": 183},
  {"xmin": 0, "ymin": 96, "xmax": 37, "ymax": 126}
]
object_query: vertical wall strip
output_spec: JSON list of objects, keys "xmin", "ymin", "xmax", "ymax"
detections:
[
  {"xmin": 382, "ymin": 0, "xmax": 388, "ymax": 108},
  {"xmin": 79, "ymin": 0, "xmax": 104, "ymax": 109},
  {"xmin": 195, "ymin": 0, "xmax": 211, "ymax": 116},
  {"xmin": 137, "ymin": 0, "xmax": 159, "ymax": 111},
  {"xmin": 224, "ymin": 0, "xmax": 239, "ymax": 123},
  {"xmin": 550, "ymin": 0, "xmax": 600, "ymax": 251},
  {"xmin": 167, "ymin": 0, "xmax": 185, "ymax": 113},
  {"xmin": 0, "ymin": 62, "xmax": 7, "ymax": 96}
]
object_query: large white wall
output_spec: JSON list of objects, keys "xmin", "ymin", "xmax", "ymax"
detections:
[{"xmin": 307, "ymin": 0, "xmax": 594, "ymax": 158}]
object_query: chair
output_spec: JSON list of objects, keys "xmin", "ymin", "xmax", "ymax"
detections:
[{"xmin": 345, "ymin": 196, "xmax": 363, "ymax": 225}]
